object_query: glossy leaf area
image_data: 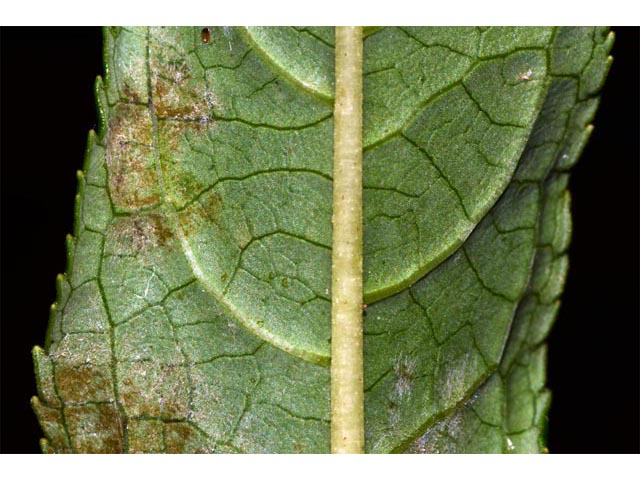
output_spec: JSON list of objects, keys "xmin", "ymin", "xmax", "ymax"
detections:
[{"xmin": 32, "ymin": 27, "xmax": 612, "ymax": 453}]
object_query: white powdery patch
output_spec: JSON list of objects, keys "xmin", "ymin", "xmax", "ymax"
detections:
[
  {"xmin": 393, "ymin": 353, "xmax": 417, "ymax": 401},
  {"xmin": 51, "ymin": 332, "xmax": 111, "ymax": 365},
  {"xmin": 410, "ymin": 410, "xmax": 464, "ymax": 454},
  {"xmin": 441, "ymin": 351, "xmax": 477, "ymax": 405}
]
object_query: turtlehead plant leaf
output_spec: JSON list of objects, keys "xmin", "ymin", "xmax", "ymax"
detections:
[{"xmin": 32, "ymin": 26, "xmax": 612, "ymax": 453}]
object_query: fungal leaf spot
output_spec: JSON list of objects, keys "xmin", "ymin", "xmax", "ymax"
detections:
[{"xmin": 105, "ymin": 104, "xmax": 160, "ymax": 212}]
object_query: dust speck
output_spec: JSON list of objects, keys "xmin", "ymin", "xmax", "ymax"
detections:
[{"xmin": 518, "ymin": 69, "xmax": 533, "ymax": 81}]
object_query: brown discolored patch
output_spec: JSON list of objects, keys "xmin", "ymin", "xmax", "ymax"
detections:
[
  {"xmin": 127, "ymin": 418, "xmax": 165, "ymax": 453},
  {"xmin": 107, "ymin": 103, "xmax": 153, "ymax": 146},
  {"xmin": 65, "ymin": 402, "xmax": 124, "ymax": 453},
  {"xmin": 121, "ymin": 80, "xmax": 144, "ymax": 103},
  {"xmin": 118, "ymin": 362, "xmax": 191, "ymax": 419},
  {"xmin": 176, "ymin": 203, "xmax": 207, "ymax": 241},
  {"xmin": 144, "ymin": 213, "xmax": 174, "ymax": 248},
  {"xmin": 164, "ymin": 422, "xmax": 193, "ymax": 453},
  {"xmin": 175, "ymin": 188, "xmax": 235, "ymax": 242},
  {"xmin": 40, "ymin": 438, "xmax": 56, "ymax": 454},
  {"xmin": 149, "ymin": 34, "xmax": 219, "ymax": 123},
  {"xmin": 107, "ymin": 212, "xmax": 174, "ymax": 256},
  {"xmin": 106, "ymin": 103, "xmax": 161, "ymax": 212},
  {"xmin": 203, "ymin": 193, "xmax": 223, "ymax": 223},
  {"xmin": 31, "ymin": 397, "xmax": 72, "ymax": 452},
  {"xmin": 157, "ymin": 119, "xmax": 187, "ymax": 157},
  {"xmin": 157, "ymin": 120, "xmax": 210, "ymax": 209},
  {"xmin": 164, "ymin": 422, "xmax": 214, "ymax": 453},
  {"xmin": 55, "ymin": 363, "xmax": 115, "ymax": 404},
  {"xmin": 152, "ymin": 61, "xmax": 192, "ymax": 117},
  {"xmin": 33, "ymin": 348, "xmax": 61, "ymax": 408}
]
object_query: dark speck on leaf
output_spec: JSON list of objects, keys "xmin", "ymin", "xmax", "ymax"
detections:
[{"xmin": 201, "ymin": 28, "xmax": 211, "ymax": 44}]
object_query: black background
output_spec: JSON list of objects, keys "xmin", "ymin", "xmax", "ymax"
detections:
[{"xmin": 1, "ymin": 27, "xmax": 638, "ymax": 453}]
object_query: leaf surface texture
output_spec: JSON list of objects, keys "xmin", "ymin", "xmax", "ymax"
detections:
[{"xmin": 32, "ymin": 26, "xmax": 612, "ymax": 453}]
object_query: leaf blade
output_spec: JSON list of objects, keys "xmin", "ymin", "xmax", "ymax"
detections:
[{"xmin": 32, "ymin": 26, "xmax": 612, "ymax": 453}]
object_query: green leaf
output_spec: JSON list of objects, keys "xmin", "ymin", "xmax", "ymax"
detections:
[{"xmin": 32, "ymin": 26, "xmax": 612, "ymax": 453}]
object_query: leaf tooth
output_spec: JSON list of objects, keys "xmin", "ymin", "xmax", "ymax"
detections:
[
  {"xmin": 54, "ymin": 273, "xmax": 66, "ymax": 307},
  {"xmin": 98, "ymin": 27, "xmax": 123, "ymax": 109},
  {"xmin": 539, "ymin": 254, "xmax": 569, "ymax": 305},
  {"xmin": 555, "ymin": 124, "xmax": 594, "ymax": 171},
  {"xmin": 44, "ymin": 303, "xmax": 57, "ymax": 349},
  {"xmin": 64, "ymin": 233, "xmax": 75, "ymax": 277},
  {"xmin": 81, "ymin": 130, "xmax": 98, "ymax": 174},
  {"xmin": 94, "ymin": 75, "xmax": 109, "ymax": 137},
  {"xmin": 39, "ymin": 437, "xmax": 54, "ymax": 454},
  {"xmin": 600, "ymin": 30, "xmax": 615, "ymax": 80},
  {"xmin": 578, "ymin": 28, "xmax": 615, "ymax": 99},
  {"xmin": 31, "ymin": 396, "xmax": 71, "ymax": 453},
  {"xmin": 32, "ymin": 346, "xmax": 60, "ymax": 407},
  {"xmin": 71, "ymin": 168, "xmax": 86, "ymax": 239},
  {"xmin": 552, "ymin": 190, "xmax": 572, "ymax": 254},
  {"xmin": 534, "ymin": 389, "xmax": 552, "ymax": 447},
  {"xmin": 45, "ymin": 273, "xmax": 72, "ymax": 350},
  {"xmin": 82, "ymin": 130, "xmax": 109, "ymax": 189}
]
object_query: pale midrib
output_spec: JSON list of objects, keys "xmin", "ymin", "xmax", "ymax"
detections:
[{"xmin": 331, "ymin": 26, "xmax": 364, "ymax": 454}]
